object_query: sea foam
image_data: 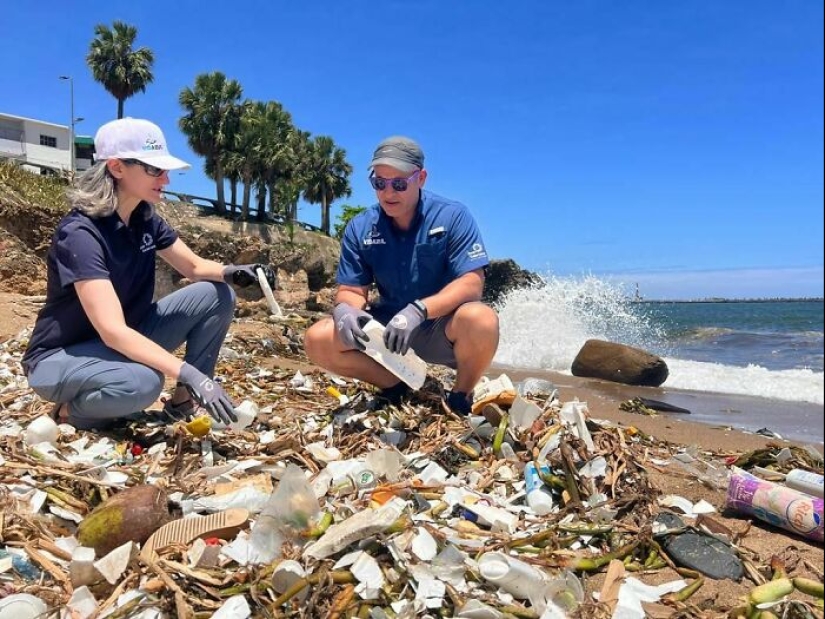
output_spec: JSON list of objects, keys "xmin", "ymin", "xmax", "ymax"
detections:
[{"xmin": 493, "ymin": 275, "xmax": 824, "ymax": 405}]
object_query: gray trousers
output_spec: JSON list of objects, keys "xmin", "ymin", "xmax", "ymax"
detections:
[{"xmin": 27, "ymin": 282, "xmax": 235, "ymax": 430}]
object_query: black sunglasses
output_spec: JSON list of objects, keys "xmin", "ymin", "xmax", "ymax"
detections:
[
  {"xmin": 122, "ymin": 159, "xmax": 166, "ymax": 178},
  {"xmin": 369, "ymin": 169, "xmax": 421, "ymax": 192}
]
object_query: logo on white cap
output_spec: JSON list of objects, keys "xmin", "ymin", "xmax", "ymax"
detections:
[{"xmin": 94, "ymin": 118, "xmax": 190, "ymax": 171}]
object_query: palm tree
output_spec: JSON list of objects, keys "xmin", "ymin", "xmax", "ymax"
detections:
[
  {"xmin": 179, "ymin": 73, "xmax": 243, "ymax": 214},
  {"xmin": 302, "ymin": 136, "xmax": 353, "ymax": 235},
  {"xmin": 86, "ymin": 21, "xmax": 154, "ymax": 119}
]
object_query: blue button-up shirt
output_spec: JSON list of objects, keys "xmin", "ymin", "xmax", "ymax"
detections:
[
  {"xmin": 337, "ymin": 190, "xmax": 489, "ymax": 317},
  {"xmin": 23, "ymin": 202, "xmax": 178, "ymax": 372}
]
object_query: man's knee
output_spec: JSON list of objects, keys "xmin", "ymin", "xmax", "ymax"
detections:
[
  {"xmin": 450, "ymin": 302, "xmax": 499, "ymax": 341},
  {"xmin": 304, "ymin": 318, "xmax": 333, "ymax": 364}
]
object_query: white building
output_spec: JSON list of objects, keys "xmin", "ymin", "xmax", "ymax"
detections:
[{"xmin": 0, "ymin": 112, "xmax": 93, "ymax": 175}]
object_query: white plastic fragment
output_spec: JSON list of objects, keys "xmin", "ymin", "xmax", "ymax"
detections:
[
  {"xmin": 62, "ymin": 586, "xmax": 98, "ymax": 619},
  {"xmin": 509, "ymin": 396, "xmax": 543, "ymax": 430},
  {"xmin": 304, "ymin": 497, "xmax": 407, "ymax": 560},
  {"xmin": 212, "ymin": 594, "xmax": 251, "ymax": 619},
  {"xmin": 416, "ymin": 461, "xmax": 449, "ymax": 486},
  {"xmin": 559, "ymin": 400, "xmax": 595, "ymax": 451},
  {"xmin": 187, "ymin": 538, "xmax": 221, "ymax": 569},
  {"xmin": 306, "ymin": 442, "xmax": 342, "ymax": 463},
  {"xmin": 410, "ymin": 565, "xmax": 446, "ymax": 609},
  {"xmin": 457, "ymin": 599, "xmax": 505, "ymax": 618},
  {"xmin": 93, "ymin": 541, "xmax": 135, "ymax": 585},
  {"xmin": 351, "ymin": 552, "xmax": 385, "ymax": 599},
  {"xmin": 411, "ymin": 527, "xmax": 438, "ymax": 561},
  {"xmin": 608, "ymin": 577, "xmax": 686, "ymax": 619},
  {"xmin": 272, "ymin": 560, "xmax": 308, "ymax": 602}
]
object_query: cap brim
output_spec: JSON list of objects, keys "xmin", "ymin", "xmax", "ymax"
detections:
[
  {"xmin": 134, "ymin": 154, "xmax": 191, "ymax": 170},
  {"xmin": 368, "ymin": 158, "xmax": 418, "ymax": 174}
]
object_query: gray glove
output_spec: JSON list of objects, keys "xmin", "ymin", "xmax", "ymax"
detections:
[
  {"xmin": 223, "ymin": 263, "xmax": 276, "ymax": 289},
  {"xmin": 332, "ymin": 303, "xmax": 371, "ymax": 351},
  {"xmin": 383, "ymin": 302, "xmax": 426, "ymax": 355},
  {"xmin": 178, "ymin": 362, "xmax": 237, "ymax": 425}
]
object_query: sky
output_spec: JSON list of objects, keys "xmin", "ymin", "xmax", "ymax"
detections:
[{"xmin": 2, "ymin": 1, "xmax": 823, "ymax": 300}]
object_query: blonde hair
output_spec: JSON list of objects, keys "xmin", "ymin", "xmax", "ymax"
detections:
[{"xmin": 67, "ymin": 161, "xmax": 118, "ymax": 218}]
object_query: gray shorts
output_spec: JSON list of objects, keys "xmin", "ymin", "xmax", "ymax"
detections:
[{"xmin": 369, "ymin": 308, "xmax": 457, "ymax": 369}]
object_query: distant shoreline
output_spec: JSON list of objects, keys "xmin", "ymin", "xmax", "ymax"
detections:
[{"xmin": 631, "ymin": 297, "xmax": 823, "ymax": 304}]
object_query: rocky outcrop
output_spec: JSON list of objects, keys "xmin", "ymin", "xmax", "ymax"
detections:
[
  {"xmin": 571, "ymin": 339, "xmax": 669, "ymax": 387},
  {"xmin": 483, "ymin": 259, "xmax": 541, "ymax": 305}
]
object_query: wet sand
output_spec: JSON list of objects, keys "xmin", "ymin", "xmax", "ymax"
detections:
[{"xmin": 492, "ymin": 364, "xmax": 825, "ymax": 447}]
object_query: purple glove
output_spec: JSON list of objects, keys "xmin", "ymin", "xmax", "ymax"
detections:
[
  {"xmin": 333, "ymin": 303, "xmax": 371, "ymax": 351},
  {"xmin": 178, "ymin": 362, "xmax": 237, "ymax": 425},
  {"xmin": 383, "ymin": 302, "xmax": 426, "ymax": 355},
  {"xmin": 223, "ymin": 263, "xmax": 276, "ymax": 289}
]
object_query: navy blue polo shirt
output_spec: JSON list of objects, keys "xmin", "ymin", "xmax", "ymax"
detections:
[
  {"xmin": 22, "ymin": 202, "xmax": 178, "ymax": 373},
  {"xmin": 337, "ymin": 190, "xmax": 489, "ymax": 317}
]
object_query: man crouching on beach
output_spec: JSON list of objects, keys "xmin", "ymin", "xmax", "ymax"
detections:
[{"xmin": 304, "ymin": 136, "xmax": 500, "ymax": 415}]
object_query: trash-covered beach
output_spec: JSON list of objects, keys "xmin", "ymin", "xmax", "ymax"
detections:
[{"xmin": 1, "ymin": 305, "xmax": 823, "ymax": 619}]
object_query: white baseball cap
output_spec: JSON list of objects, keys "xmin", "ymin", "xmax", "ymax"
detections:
[{"xmin": 94, "ymin": 118, "xmax": 190, "ymax": 170}]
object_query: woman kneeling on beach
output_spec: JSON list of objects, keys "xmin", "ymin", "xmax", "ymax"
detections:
[{"xmin": 22, "ymin": 118, "xmax": 275, "ymax": 430}]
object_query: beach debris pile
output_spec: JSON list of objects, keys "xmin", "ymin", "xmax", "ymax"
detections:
[{"xmin": 1, "ymin": 326, "xmax": 824, "ymax": 619}]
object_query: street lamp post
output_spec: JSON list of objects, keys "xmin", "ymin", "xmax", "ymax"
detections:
[{"xmin": 58, "ymin": 76, "xmax": 76, "ymax": 177}]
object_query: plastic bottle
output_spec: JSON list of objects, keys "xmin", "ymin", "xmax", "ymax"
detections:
[
  {"xmin": 524, "ymin": 462, "xmax": 555, "ymax": 515},
  {"xmin": 785, "ymin": 469, "xmax": 824, "ymax": 498}
]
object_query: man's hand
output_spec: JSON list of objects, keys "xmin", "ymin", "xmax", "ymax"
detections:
[
  {"xmin": 383, "ymin": 303, "xmax": 426, "ymax": 355},
  {"xmin": 178, "ymin": 362, "xmax": 237, "ymax": 425},
  {"xmin": 222, "ymin": 264, "xmax": 277, "ymax": 289},
  {"xmin": 332, "ymin": 303, "xmax": 371, "ymax": 351}
]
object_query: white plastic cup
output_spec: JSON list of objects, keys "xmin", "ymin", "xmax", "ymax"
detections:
[
  {"xmin": 478, "ymin": 551, "xmax": 549, "ymax": 600},
  {"xmin": 24, "ymin": 415, "xmax": 59, "ymax": 446},
  {"xmin": 0, "ymin": 593, "xmax": 48, "ymax": 619}
]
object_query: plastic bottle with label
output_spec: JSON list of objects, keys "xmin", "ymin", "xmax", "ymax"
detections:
[
  {"xmin": 785, "ymin": 469, "xmax": 824, "ymax": 498},
  {"xmin": 524, "ymin": 462, "xmax": 555, "ymax": 515}
]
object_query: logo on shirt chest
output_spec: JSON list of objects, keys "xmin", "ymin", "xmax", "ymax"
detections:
[
  {"xmin": 139, "ymin": 233, "xmax": 156, "ymax": 253},
  {"xmin": 362, "ymin": 225, "xmax": 386, "ymax": 246}
]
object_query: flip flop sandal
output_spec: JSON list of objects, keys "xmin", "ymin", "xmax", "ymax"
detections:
[{"xmin": 140, "ymin": 508, "xmax": 249, "ymax": 561}]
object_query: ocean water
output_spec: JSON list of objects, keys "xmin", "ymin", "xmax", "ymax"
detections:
[{"xmin": 494, "ymin": 275, "xmax": 824, "ymax": 406}]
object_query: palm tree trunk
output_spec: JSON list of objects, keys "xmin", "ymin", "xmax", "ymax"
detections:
[
  {"xmin": 117, "ymin": 99, "xmax": 125, "ymax": 119},
  {"xmin": 213, "ymin": 160, "xmax": 227, "ymax": 214},
  {"xmin": 230, "ymin": 179, "xmax": 238, "ymax": 212},
  {"xmin": 241, "ymin": 178, "xmax": 251, "ymax": 221}
]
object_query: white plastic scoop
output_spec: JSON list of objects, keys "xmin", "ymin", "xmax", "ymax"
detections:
[
  {"xmin": 256, "ymin": 267, "xmax": 283, "ymax": 317},
  {"xmin": 360, "ymin": 319, "xmax": 427, "ymax": 390}
]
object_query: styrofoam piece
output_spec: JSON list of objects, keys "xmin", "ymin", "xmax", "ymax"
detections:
[
  {"xmin": 24, "ymin": 415, "xmax": 59, "ymax": 446},
  {"xmin": 212, "ymin": 595, "xmax": 251, "ymax": 619},
  {"xmin": 257, "ymin": 267, "xmax": 283, "ymax": 318},
  {"xmin": 360, "ymin": 319, "xmax": 427, "ymax": 390},
  {"xmin": 457, "ymin": 599, "xmax": 505, "ymax": 618},
  {"xmin": 304, "ymin": 497, "xmax": 407, "ymax": 560},
  {"xmin": 94, "ymin": 541, "xmax": 135, "ymax": 585},
  {"xmin": 212, "ymin": 399, "xmax": 258, "ymax": 432},
  {"xmin": 352, "ymin": 553, "xmax": 385, "ymax": 599},
  {"xmin": 63, "ymin": 586, "xmax": 98, "ymax": 619},
  {"xmin": 411, "ymin": 527, "xmax": 438, "ymax": 561},
  {"xmin": 0, "ymin": 593, "xmax": 48, "ymax": 619},
  {"xmin": 509, "ymin": 396, "xmax": 543, "ymax": 430}
]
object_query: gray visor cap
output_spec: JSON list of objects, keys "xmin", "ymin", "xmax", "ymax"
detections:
[{"xmin": 369, "ymin": 136, "xmax": 424, "ymax": 174}]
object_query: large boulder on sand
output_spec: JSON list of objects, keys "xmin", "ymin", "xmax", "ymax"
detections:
[{"xmin": 571, "ymin": 339, "xmax": 669, "ymax": 387}]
